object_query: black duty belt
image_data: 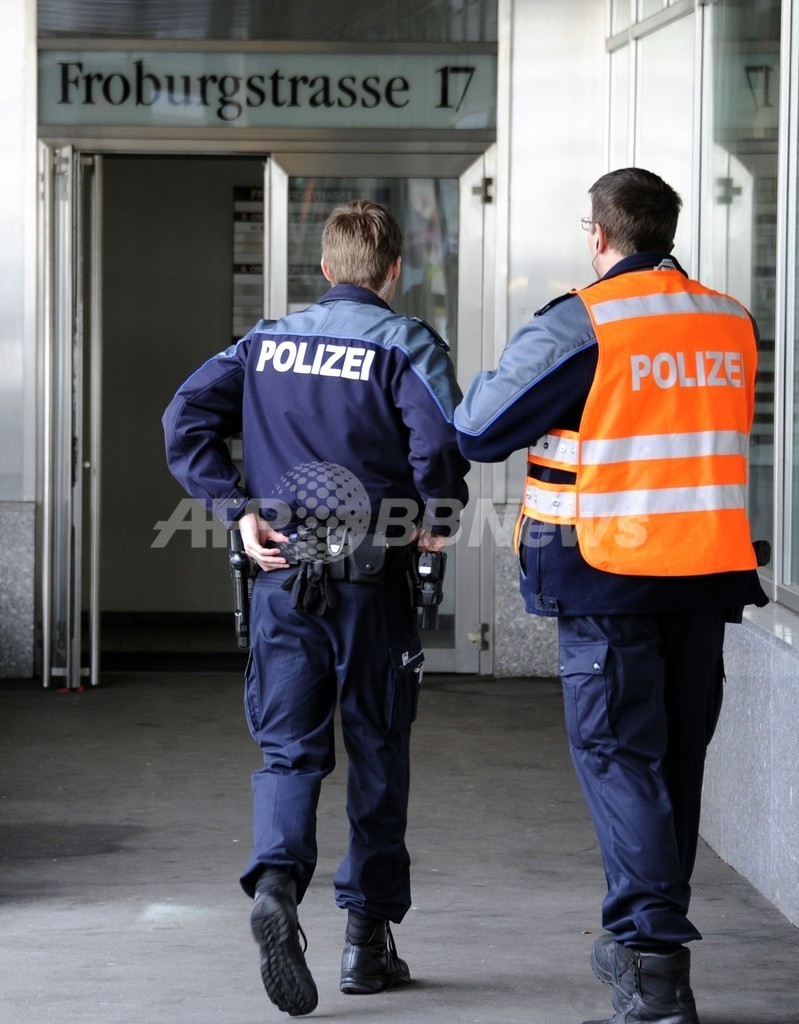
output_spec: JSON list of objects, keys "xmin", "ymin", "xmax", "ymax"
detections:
[{"xmin": 281, "ymin": 536, "xmax": 412, "ymax": 615}]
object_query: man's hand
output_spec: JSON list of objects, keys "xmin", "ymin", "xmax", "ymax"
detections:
[
  {"xmin": 416, "ymin": 530, "xmax": 451, "ymax": 553},
  {"xmin": 237, "ymin": 511, "xmax": 291, "ymax": 572}
]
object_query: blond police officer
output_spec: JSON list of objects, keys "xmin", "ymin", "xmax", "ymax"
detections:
[
  {"xmin": 164, "ymin": 200, "xmax": 468, "ymax": 1016},
  {"xmin": 454, "ymin": 167, "xmax": 767, "ymax": 1024}
]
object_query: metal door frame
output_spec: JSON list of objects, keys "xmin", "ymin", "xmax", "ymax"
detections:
[
  {"xmin": 37, "ymin": 142, "xmax": 495, "ymax": 681},
  {"xmin": 38, "ymin": 144, "xmax": 103, "ymax": 688},
  {"xmin": 265, "ymin": 150, "xmax": 494, "ymax": 672}
]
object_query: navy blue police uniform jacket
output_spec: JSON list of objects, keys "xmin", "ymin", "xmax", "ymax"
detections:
[
  {"xmin": 453, "ymin": 253, "xmax": 768, "ymax": 617},
  {"xmin": 163, "ymin": 284, "xmax": 470, "ymax": 533}
]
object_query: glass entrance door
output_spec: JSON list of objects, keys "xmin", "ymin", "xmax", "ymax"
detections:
[
  {"xmin": 285, "ymin": 177, "xmax": 458, "ymax": 330},
  {"xmin": 39, "ymin": 146, "xmax": 103, "ymax": 689},
  {"xmin": 36, "ymin": 148, "xmax": 491, "ymax": 679},
  {"xmin": 266, "ymin": 153, "xmax": 492, "ymax": 672}
]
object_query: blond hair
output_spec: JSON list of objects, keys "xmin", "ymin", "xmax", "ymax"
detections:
[{"xmin": 321, "ymin": 200, "xmax": 403, "ymax": 291}]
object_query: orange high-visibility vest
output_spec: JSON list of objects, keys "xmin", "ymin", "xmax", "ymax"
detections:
[{"xmin": 520, "ymin": 267, "xmax": 758, "ymax": 576}]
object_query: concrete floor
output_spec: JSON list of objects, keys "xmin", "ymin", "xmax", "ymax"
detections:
[{"xmin": 1, "ymin": 672, "xmax": 797, "ymax": 1024}]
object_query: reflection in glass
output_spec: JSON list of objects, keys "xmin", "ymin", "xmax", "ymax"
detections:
[
  {"xmin": 793, "ymin": 291, "xmax": 799, "ymax": 584},
  {"xmin": 611, "ymin": 0, "xmax": 631, "ymax": 34},
  {"xmin": 39, "ymin": 0, "xmax": 498, "ymax": 43},
  {"xmin": 609, "ymin": 46, "xmax": 630, "ymax": 169},
  {"xmin": 287, "ymin": 177, "xmax": 459, "ymax": 347},
  {"xmin": 635, "ymin": 13, "xmax": 695, "ymax": 266},
  {"xmin": 699, "ymin": 0, "xmax": 780, "ymax": 560},
  {"xmin": 637, "ymin": 0, "xmax": 665, "ymax": 20},
  {"xmin": 287, "ymin": 176, "xmax": 460, "ymax": 644}
]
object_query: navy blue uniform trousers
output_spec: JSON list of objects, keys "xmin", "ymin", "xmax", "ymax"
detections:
[
  {"xmin": 557, "ymin": 610, "xmax": 726, "ymax": 949},
  {"xmin": 239, "ymin": 565, "xmax": 422, "ymax": 925}
]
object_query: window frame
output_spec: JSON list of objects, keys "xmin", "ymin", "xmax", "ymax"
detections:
[{"xmin": 605, "ymin": 0, "xmax": 799, "ymax": 613}]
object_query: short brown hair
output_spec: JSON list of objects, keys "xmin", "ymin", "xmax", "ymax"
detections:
[
  {"xmin": 321, "ymin": 200, "xmax": 403, "ymax": 290},
  {"xmin": 589, "ymin": 167, "xmax": 682, "ymax": 255}
]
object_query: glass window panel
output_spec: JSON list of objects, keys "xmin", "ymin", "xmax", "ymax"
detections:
[
  {"xmin": 38, "ymin": 0, "xmax": 498, "ymax": 43},
  {"xmin": 791, "ymin": 82, "xmax": 799, "ymax": 590},
  {"xmin": 287, "ymin": 177, "xmax": 459, "ymax": 344},
  {"xmin": 792, "ymin": 293, "xmax": 799, "ymax": 586},
  {"xmin": 637, "ymin": 0, "xmax": 665, "ymax": 21},
  {"xmin": 286, "ymin": 176, "xmax": 460, "ymax": 642},
  {"xmin": 609, "ymin": 46, "xmax": 630, "ymax": 169},
  {"xmin": 699, "ymin": 0, "xmax": 780, "ymax": 562},
  {"xmin": 611, "ymin": 0, "xmax": 631, "ymax": 34},
  {"xmin": 635, "ymin": 13, "xmax": 695, "ymax": 265}
]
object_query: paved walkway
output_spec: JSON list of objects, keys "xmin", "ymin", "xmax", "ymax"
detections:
[{"xmin": 1, "ymin": 673, "xmax": 797, "ymax": 1024}]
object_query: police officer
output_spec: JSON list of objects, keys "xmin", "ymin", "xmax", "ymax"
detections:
[
  {"xmin": 163, "ymin": 200, "xmax": 469, "ymax": 1016},
  {"xmin": 453, "ymin": 168, "xmax": 767, "ymax": 1024}
]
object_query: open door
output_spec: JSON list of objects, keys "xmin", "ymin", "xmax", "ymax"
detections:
[
  {"xmin": 39, "ymin": 145, "xmax": 102, "ymax": 688},
  {"xmin": 263, "ymin": 150, "xmax": 495, "ymax": 672},
  {"xmin": 455, "ymin": 145, "xmax": 497, "ymax": 673},
  {"xmin": 263, "ymin": 156, "xmax": 288, "ymax": 318}
]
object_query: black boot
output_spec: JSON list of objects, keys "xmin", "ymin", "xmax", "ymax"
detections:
[
  {"xmin": 250, "ymin": 869, "xmax": 318, "ymax": 1016},
  {"xmin": 339, "ymin": 911, "xmax": 411, "ymax": 994},
  {"xmin": 585, "ymin": 935, "xmax": 640, "ymax": 1020},
  {"xmin": 590, "ymin": 934, "xmax": 636, "ymax": 988},
  {"xmin": 583, "ymin": 942, "xmax": 700, "ymax": 1024}
]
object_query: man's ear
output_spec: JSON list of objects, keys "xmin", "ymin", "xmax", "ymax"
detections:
[{"xmin": 320, "ymin": 259, "xmax": 335, "ymax": 284}]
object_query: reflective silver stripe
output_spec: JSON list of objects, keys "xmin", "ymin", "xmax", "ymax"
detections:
[
  {"xmin": 580, "ymin": 430, "xmax": 749, "ymax": 465},
  {"xmin": 528, "ymin": 433, "xmax": 578, "ymax": 468},
  {"xmin": 590, "ymin": 291, "xmax": 749, "ymax": 325},
  {"xmin": 579, "ymin": 483, "xmax": 747, "ymax": 518},
  {"xmin": 524, "ymin": 482, "xmax": 576, "ymax": 520}
]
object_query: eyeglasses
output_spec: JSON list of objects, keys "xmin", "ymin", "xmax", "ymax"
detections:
[{"xmin": 580, "ymin": 217, "xmax": 595, "ymax": 231}]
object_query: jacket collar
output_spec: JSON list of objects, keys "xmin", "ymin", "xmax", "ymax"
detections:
[
  {"xmin": 597, "ymin": 251, "xmax": 689, "ymax": 284},
  {"xmin": 318, "ymin": 283, "xmax": 393, "ymax": 310}
]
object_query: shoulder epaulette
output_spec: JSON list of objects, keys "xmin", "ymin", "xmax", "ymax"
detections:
[
  {"xmin": 410, "ymin": 317, "xmax": 450, "ymax": 351},
  {"xmin": 534, "ymin": 291, "xmax": 576, "ymax": 318}
]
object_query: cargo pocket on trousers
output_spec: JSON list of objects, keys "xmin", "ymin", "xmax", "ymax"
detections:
[
  {"xmin": 558, "ymin": 640, "xmax": 611, "ymax": 751},
  {"xmin": 386, "ymin": 633, "xmax": 424, "ymax": 734},
  {"xmin": 243, "ymin": 651, "xmax": 260, "ymax": 740}
]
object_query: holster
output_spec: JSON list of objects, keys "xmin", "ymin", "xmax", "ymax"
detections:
[
  {"xmin": 281, "ymin": 534, "xmax": 413, "ymax": 615},
  {"xmin": 328, "ymin": 534, "xmax": 390, "ymax": 583}
]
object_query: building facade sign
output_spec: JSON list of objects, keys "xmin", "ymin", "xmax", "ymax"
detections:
[{"xmin": 39, "ymin": 50, "xmax": 497, "ymax": 130}]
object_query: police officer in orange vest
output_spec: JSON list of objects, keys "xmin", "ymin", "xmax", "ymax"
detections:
[{"xmin": 454, "ymin": 167, "xmax": 768, "ymax": 1024}]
